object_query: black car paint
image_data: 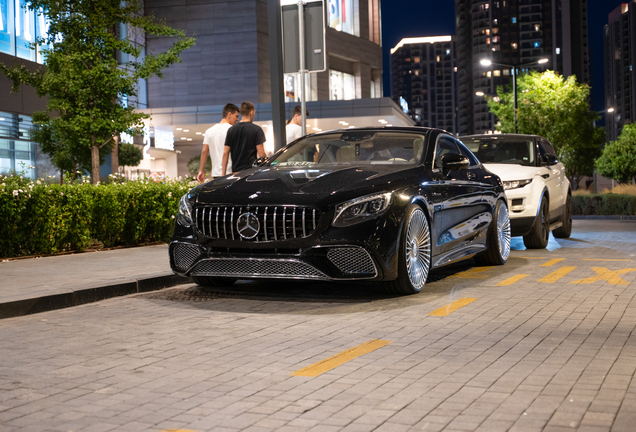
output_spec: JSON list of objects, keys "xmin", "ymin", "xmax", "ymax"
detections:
[{"xmin": 170, "ymin": 127, "xmax": 507, "ymax": 282}]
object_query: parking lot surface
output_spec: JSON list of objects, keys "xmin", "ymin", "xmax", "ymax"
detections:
[{"xmin": 2, "ymin": 220, "xmax": 636, "ymax": 432}]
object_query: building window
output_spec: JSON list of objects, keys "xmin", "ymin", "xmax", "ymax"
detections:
[
  {"xmin": 534, "ymin": 23, "xmax": 541, "ymax": 31},
  {"xmin": 512, "ymin": 17, "xmax": 517, "ymax": 23},
  {"xmin": 512, "ymin": 42, "xmax": 518, "ymax": 49},
  {"xmin": 494, "ymin": 70, "xmax": 501, "ymax": 76},
  {"xmin": 329, "ymin": 70, "xmax": 355, "ymax": 101},
  {"xmin": 446, "ymin": 49, "xmax": 450, "ymax": 55},
  {"xmin": 0, "ymin": 0, "xmax": 50, "ymax": 63},
  {"xmin": 533, "ymin": 41, "xmax": 541, "ymax": 48},
  {"xmin": 0, "ymin": 113, "xmax": 36, "ymax": 179},
  {"xmin": 436, "ymin": 55, "xmax": 440, "ymax": 62},
  {"xmin": 414, "ymin": 56, "xmax": 420, "ymax": 63},
  {"xmin": 370, "ymin": 80, "xmax": 375, "ymax": 98},
  {"xmin": 556, "ymin": 47, "xmax": 561, "ymax": 55},
  {"xmin": 328, "ymin": 0, "xmax": 356, "ymax": 36}
]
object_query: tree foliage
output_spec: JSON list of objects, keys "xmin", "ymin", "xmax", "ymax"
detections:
[
  {"xmin": 0, "ymin": 0, "xmax": 195, "ymax": 183},
  {"xmin": 595, "ymin": 123, "xmax": 636, "ymax": 184},
  {"xmin": 487, "ymin": 70, "xmax": 604, "ymax": 187},
  {"xmin": 118, "ymin": 143, "xmax": 143, "ymax": 167}
]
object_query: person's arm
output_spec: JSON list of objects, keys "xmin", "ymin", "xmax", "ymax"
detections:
[
  {"xmin": 221, "ymin": 146, "xmax": 231, "ymax": 176},
  {"xmin": 197, "ymin": 144, "xmax": 210, "ymax": 183},
  {"xmin": 256, "ymin": 144, "xmax": 266, "ymax": 158}
]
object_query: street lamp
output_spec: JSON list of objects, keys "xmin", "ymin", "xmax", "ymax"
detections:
[{"xmin": 479, "ymin": 58, "xmax": 549, "ymax": 133}]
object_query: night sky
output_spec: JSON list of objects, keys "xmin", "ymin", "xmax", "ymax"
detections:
[{"xmin": 381, "ymin": 0, "xmax": 626, "ymax": 122}]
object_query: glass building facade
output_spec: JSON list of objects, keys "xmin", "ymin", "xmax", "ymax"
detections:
[
  {"xmin": 0, "ymin": 0, "xmax": 50, "ymax": 62},
  {"xmin": 0, "ymin": 112, "xmax": 36, "ymax": 178}
]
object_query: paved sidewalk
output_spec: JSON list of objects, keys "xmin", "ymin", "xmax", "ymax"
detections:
[{"xmin": 0, "ymin": 245, "xmax": 188, "ymax": 319}]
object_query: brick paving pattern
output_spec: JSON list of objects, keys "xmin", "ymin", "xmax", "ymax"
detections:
[{"xmin": 1, "ymin": 220, "xmax": 636, "ymax": 432}]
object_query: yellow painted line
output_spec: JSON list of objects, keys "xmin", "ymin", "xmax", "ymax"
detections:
[
  {"xmin": 538, "ymin": 266, "xmax": 577, "ymax": 283},
  {"xmin": 291, "ymin": 339, "xmax": 392, "ymax": 377},
  {"xmin": 496, "ymin": 274, "xmax": 530, "ymax": 286},
  {"xmin": 571, "ymin": 267, "xmax": 636, "ymax": 285},
  {"xmin": 541, "ymin": 258, "xmax": 566, "ymax": 267},
  {"xmin": 582, "ymin": 259, "xmax": 632, "ymax": 262},
  {"xmin": 429, "ymin": 298, "xmax": 478, "ymax": 316},
  {"xmin": 449, "ymin": 267, "xmax": 490, "ymax": 279}
]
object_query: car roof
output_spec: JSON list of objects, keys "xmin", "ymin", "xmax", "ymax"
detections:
[{"xmin": 308, "ymin": 126, "xmax": 445, "ymax": 137}]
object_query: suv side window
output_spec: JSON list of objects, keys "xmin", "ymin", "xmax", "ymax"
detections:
[
  {"xmin": 454, "ymin": 138, "xmax": 479, "ymax": 166},
  {"xmin": 434, "ymin": 135, "xmax": 461, "ymax": 170},
  {"xmin": 537, "ymin": 139, "xmax": 557, "ymax": 163}
]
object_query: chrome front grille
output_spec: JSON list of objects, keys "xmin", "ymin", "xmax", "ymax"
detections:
[
  {"xmin": 170, "ymin": 243, "xmax": 201, "ymax": 273},
  {"xmin": 194, "ymin": 205, "xmax": 321, "ymax": 242},
  {"xmin": 190, "ymin": 258, "xmax": 328, "ymax": 279},
  {"xmin": 327, "ymin": 247, "xmax": 377, "ymax": 275}
]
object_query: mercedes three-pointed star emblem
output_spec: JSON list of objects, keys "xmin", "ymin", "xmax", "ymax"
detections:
[{"xmin": 236, "ymin": 212, "xmax": 260, "ymax": 239}]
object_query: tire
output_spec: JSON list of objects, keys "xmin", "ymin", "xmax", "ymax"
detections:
[
  {"xmin": 383, "ymin": 205, "xmax": 431, "ymax": 295},
  {"xmin": 192, "ymin": 276, "xmax": 237, "ymax": 287},
  {"xmin": 475, "ymin": 200, "xmax": 511, "ymax": 266},
  {"xmin": 523, "ymin": 197, "xmax": 550, "ymax": 249},
  {"xmin": 553, "ymin": 193, "xmax": 572, "ymax": 238}
]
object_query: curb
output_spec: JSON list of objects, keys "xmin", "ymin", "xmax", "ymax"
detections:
[
  {"xmin": 0, "ymin": 272, "xmax": 190, "ymax": 320},
  {"xmin": 573, "ymin": 215, "xmax": 636, "ymax": 221}
]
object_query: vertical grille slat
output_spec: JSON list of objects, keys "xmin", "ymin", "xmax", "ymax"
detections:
[
  {"xmin": 194, "ymin": 205, "xmax": 320, "ymax": 242},
  {"xmin": 264, "ymin": 207, "xmax": 269, "ymax": 241}
]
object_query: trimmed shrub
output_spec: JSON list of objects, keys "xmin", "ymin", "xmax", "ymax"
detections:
[
  {"xmin": 572, "ymin": 194, "xmax": 636, "ymax": 216},
  {"xmin": 0, "ymin": 174, "xmax": 196, "ymax": 258}
]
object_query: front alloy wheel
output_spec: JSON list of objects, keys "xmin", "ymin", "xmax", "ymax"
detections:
[
  {"xmin": 524, "ymin": 198, "xmax": 550, "ymax": 249},
  {"xmin": 384, "ymin": 205, "xmax": 431, "ymax": 295}
]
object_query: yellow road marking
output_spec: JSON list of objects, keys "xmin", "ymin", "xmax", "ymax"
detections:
[
  {"xmin": 541, "ymin": 258, "xmax": 565, "ymax": 267},
  {"xmin": 496, "ymin": 274, "xmax": 530, "ymax": 286},
  {"xmin": 570, "ymin": 267, "xmax": 636, "ymax": 285},
  {"xmin": 538, "ymin": 266, "xmax": 577, "ymax": 283},
  {"xmin": 450, "ymin": 267, "xmax": 490, "ymax": 279},
  {"xmin": 429, "ymin": 298, "xmax": 478, "ymax": 316},
  {"xmin": 292, "ymin": 339, "xmax": 392, "ymax": 377},
  {"xmin": 582, "ymin": 259, "xmax": 632, "ymax": 262}
]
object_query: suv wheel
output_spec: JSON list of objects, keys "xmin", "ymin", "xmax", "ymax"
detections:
[
  {"xmin": 523, "ymin": 198, "xmax": 550, "ymax": 249},
  {"xmin": 553, "ymin": 193, "xmax": 572, "ymax": 238}
]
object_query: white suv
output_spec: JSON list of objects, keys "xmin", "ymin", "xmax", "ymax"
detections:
[{"xmin": 460, "ymin": 134, "xmax": 572, "ymax": 249}]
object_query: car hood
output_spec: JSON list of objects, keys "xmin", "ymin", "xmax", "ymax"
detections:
[
  {"xmin": 483, "ymin": 163, "xmax": 548, "ymax": 181},
  {"xmin": 195, "ymin": 164, "xmax": 422, "ymax": 206}
]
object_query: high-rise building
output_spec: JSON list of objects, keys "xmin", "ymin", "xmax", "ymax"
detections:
[
  {"xmin": 604, "ymin": 2, "xmax": 636, "ymax": 142},
  {"xmin": 390, "ymin": 36, "xmax": 458, "ymax": 133},
  {"xmin": 455, "ymin": 0, "xmax": 591, "ymax": 135}
]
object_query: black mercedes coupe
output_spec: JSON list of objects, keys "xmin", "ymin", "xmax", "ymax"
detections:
[{"xmin": 169, "ymin": 127, "xmax": 511, "ymax": 294}]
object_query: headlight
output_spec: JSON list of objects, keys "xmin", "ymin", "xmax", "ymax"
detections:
[
  {"xmin": 177, "ymin": 193, "xmax": 193, "ymax": 226},
  {"xmin": 503, "ymin": 179, "xmax": 532, "ymax": 190},
  {"xmin": 332, "ymin": 192, "xmax": 392, "ymax": 227}
]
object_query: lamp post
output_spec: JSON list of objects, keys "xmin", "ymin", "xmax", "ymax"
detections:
[
  {"xmin": 593, "ymin": 107, "xmax": 614, "ymax": 193},
  {"xmin": 480, "ymin": 58, "xmax": 549, "ymax": 134}
]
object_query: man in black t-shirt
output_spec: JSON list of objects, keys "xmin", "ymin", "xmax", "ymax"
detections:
[{"xmin": 221, "ymin": 101, "xmax": 266, "ymax": 175}]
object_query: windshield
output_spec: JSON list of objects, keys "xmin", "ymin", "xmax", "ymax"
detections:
[
  {"xmin": 268, "ymin": 131, "xmax": 427, "ymax": 167},
  {"xmin": 461, "ymin": 138, "xmax": 535, "ymax": 166}
]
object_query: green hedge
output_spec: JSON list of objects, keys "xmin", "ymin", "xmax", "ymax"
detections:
[
  {"xmin": 0, "ymin": 174, "xmax": 196, "ymax": 258},
  {"xmin": 572, "ymin": 194, "xmax": 636, "ymax": 216}
]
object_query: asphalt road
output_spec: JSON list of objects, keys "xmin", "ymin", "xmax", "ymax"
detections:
[{"xmin": 2, "ymin": 220, "xmax": 636, "ymax": 432}]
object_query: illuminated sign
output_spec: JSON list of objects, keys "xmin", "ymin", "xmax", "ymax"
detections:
[
  {"xmin": 154, "ymin": 128, "xmax": 174, "ymax": 151},
  {"xmin": 400, "ymin": 97, "xmax": 409, "ymax": 114}
]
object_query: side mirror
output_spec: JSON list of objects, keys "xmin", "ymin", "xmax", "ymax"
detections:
[
  {"xmin": 252, "ymin": 157, "xmax": 267, "ymax": 168},
  {"xmin": 441, "ymin": 153, "xmax": 469, "ymax": 174},
  {"xmin": 542, "ymin": 154, "xmax": 558, "ymax": 166}
]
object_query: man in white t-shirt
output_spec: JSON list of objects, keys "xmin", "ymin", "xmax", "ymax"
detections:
[
  {"xmin": 197, "ymin": 103, "xmax": 240, "ymax": 183},
  {"xmin": 285, "ymin": 105, "xmax": 308, "ymax": 144}
]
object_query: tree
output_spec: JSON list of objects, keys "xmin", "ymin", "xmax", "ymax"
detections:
[
  {"xmin": 596, "ymin": 123, "xmax": 636, "ymax": 184},
  {"xmin": 0, "ymin": 0, "xmax": 195, "ymax": 184},
  {"xmin": 118, "ymin": 143, "xmax": 143, "ymax": 168},
  {"xmin": 487, "ymin": 70, "xmax": 603, "ymax": 188}
]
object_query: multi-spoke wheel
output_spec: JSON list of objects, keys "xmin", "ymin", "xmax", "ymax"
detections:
[
  {"xmin": 524, "ymin": 197, "xmax": 550, "ymax": 249},
  {"xmin": 383, "ymin": 205, "xmax": 431, "ymax": 294},
  {"xmin": 475, "ymin": 200, "xmax": 511, "ymax": 265}
]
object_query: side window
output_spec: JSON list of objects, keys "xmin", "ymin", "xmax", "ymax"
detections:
[
  {"xmin": 434, "ymin": 135, "xmax": 461, "ymax": 169},
  {"xmin": 455, "ymin": 139, "xmax": 479, "ymax": 166},
  {"xmin": 537, "ymin": 139, "xmax": 556, "ymax": 163}
]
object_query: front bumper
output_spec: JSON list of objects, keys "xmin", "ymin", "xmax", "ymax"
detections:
[
  {"xmin": 505, "ymin": 183, "xmax": 542, "ymax": 236},
  {"xmin": 169, "ymin": 241, "xmax": 382, "ymax": 281}
]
